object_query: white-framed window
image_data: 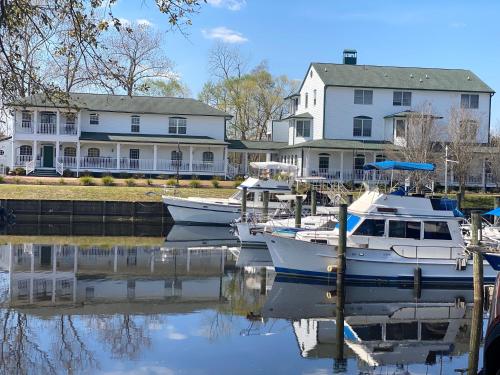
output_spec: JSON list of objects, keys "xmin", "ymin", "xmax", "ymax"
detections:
[
  {"xmin": 202, "ymin": 151, "xmax": 214, "ymax": 164},
  {"xmin": 319, "ymin": 154, "xmax": 329, "ymax": 170},
  {"xmin": 129, "ymin": 149, "xmax": 140, "ymax": 159},
  {"xmin": 169, "ymin": 117, "xmax": 187, "ymax": 134},
  {"xmin": 393, "ymin": 91, "xmax": 412, "ymax": 106},
  {"xmin": 64, "ymin": 147, "xmax": 76, "ymax": 157},
  {"xmin": 313, "ymin": 89, "xmax": 317, "ymax": 106},
  {"xmin": 89, "ymin": 113, "xmax": 99, "ymax": 125},
  {"xmin": 20, "ymin": 145, "xmax": 32, "ymax": 155},
  {"xmin": 354, "ymin": 89, "xmax": 373, "ymax": 105},
  {"xmin": 131, "ymin": 115, "xmax": 140, "ymax": 133},
  {"xmin": 461, "ymin": 94, "xmax": 479, "ymax": 109},
  {"xmin": 66, "ymin": 113, "xmax": 76, "ymax": 125},
  {"xmin": 0, "ymin": 150, "xmax": 3, "ymax": 156},
  {"xmin": 354, "ymin": 154, "xmax": 365, "ymax": 170},
  {"xmin": 305, "ymin": 93, "xmax": 309, "ymax": 109},
  {"xmin": 21, "ymin": 111, "xmax": 32, "ymax": 127},
  {"xmin": 87, "ymin": 148, "xmax": 100, "ymax": 157},
  {"xmin": 353, "ymin": 116, "xmax": 372, "ymax": 137},
  {"xmin": 395, "ymin": 119, "xmax": 405, "ymax": 138},
  {"xmin": 296, "ymin": 120, "xmax": 311, "ymax": 137}
]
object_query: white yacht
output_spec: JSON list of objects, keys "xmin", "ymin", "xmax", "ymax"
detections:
[{"xmin": 163, "ymin": 162, "xmax": 296, "ymax": 226}]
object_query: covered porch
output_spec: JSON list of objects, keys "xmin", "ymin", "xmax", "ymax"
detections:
[{"xmin": 227, "ymin": 140, "xmax": 286, "ymax": 177}]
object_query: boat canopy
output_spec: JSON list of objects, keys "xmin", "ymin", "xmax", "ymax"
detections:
[
  {"xmin": 249, "ymin": 162, "xmax": 298, "ymax": 171},
  {"xmin": 483, "ymin": 208, "xmax": 500, "ymax": 216},
  {"xmin": 363, "ymin": 160, "xmax": 435, "ymax": 172}
]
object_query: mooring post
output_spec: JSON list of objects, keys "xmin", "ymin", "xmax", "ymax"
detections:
[
  {"xmin": 295, "ymin": 195, "xmax": 303, "ymax": 228},
  {"xmin": 241, "ymin": 186, "xmax": 247, "ymax": 221},
  {"xmin": 346, "ymin": 194, "xmax": 353, "ymax": 205},
  {"xmin": 260, "ymin": 267, "xmax": 267, "ymax": 296},
  {"xmin": 456, "ymin": 192, "xmax": 462, "ymax": 212},
  {"xmin": 311, "ymin": 188, "xmax": 317, "ymax": 216},
  {"xmin": 495, "ymin": 196, "xmax": 500, "ymax": 226},
  {"xmin": 262, "ymin": 191, "xmax": 269, "ymax": 222},
  {"xmin": 471, "ymin": 211, "xmax": 480, "ymax": 246},
  {"xmin": 335, "ymin": 203, "xmax": 347, "ymax": 367},
  {"xmin": 413, "ymin": 267, "xmax": 422, "ymax": 298}
]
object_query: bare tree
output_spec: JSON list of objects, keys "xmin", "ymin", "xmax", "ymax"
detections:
[
  {"xmin": 141, "ymin": 77, "xmax": 191, "ymax": 98},
  {"xmin": 99, "ymin": 23, "xmax": 174, "ymax": 95}
]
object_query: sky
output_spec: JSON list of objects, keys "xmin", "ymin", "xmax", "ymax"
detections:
[{"xmin": 111, "ymin": 0, "xmax": 500, "ymax": 131}]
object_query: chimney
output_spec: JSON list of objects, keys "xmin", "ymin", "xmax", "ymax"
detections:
[{"xmin": 343, "ymin": 49, "xmax": 357, "ymax": 65}]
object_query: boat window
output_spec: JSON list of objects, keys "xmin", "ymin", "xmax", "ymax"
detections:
[
  {"xmin": 352, "ymin": 324, "xmax": 382, "ymax": 341},
  {"xmin": 389, "ymin": 221, "xmax": 421, "ymax": 239},
  {"xmin": 423, "ymin": 221, "xmax": 452, "ymax": 240},
  {"xmin": 386, "ymin": 322, "xmax": 418, "ymax": 340},
  {"xmin": 336, "ymin": 215, "xmax": 361, "ymax": 232},
  {"xmin": 421, "ymin": 322, "xmax": 449, "ymax": 340},
  {"xmin": 246, "ymin": 192, "xmax": 255, "ymax": 201},
  {"xmin": 353, "ymin": 219, "xmax": 385, "ymax": 236}
]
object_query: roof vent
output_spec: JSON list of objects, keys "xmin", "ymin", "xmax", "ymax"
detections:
[
  {"xmin": 467, "ymin": 75, "xmax": 471, "ymax": 80},
  {"xmin": 419, "ymin": 78, "xmax": 423, "ymax": 83},
  {"xmin": 410, "ymin": 74, "xmax": 414, "ymax": 78},
  {"xmin": 384, "ymin": 73, "xmax": 388, "ymax": 77},
  {"xmin": 343, "ymin": 49, "xmax": 357, "ymax": 65},
  {"xmin": 324, "ymin": 67, "xmax": 328, "ymax": 72},
  {"xmin": 425, "ymin": 74, "xmax": 429, "ymax": 79}
]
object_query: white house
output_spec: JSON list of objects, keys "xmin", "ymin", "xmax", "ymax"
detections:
[{"xmin": 5, "ymin": 93, "xmax": 231, "ymax": 176}]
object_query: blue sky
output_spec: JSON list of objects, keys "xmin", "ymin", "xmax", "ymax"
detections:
[{"xmin": 112, "ymin": 0, "xmax": 500, "ymax": 130}]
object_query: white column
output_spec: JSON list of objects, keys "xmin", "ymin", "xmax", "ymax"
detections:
[
  {"xmin": 113, "ymin": 246, "xmax": 118, "ymax": 273},
  {"xmin": 187, "ymin": 248, "xmax": 190, "ymax": 273},
  {"xmin": 372, "ymin": 152, "xmax": 377, "ymax": 181},
  {"xmin": 33, "ymin": 140, "xmax": 37, "ymax": 166},
  {"xmin": 10, "ymin": 139, "xmax": 15, "ymax": 169},
  {"xmin": 150, "ymin": 252, "xmax": 155, "ymax": 273},
  {"xmin": 33, "ymin": 110, "xmax": 38, "ymax": 134},
  {"xmin": 223, "ymin": 146, "xmax": 228, "ymax": 178},
  {"xmin": 30, "ymin": 248, "xmax": 34, "ymax": 303},
  {"xmin": 76, "ymin": 142, "xmax": 81, "ymax": 176},
  {"xmin": 339, "ymin": 151, "xmax": 344, "ymax": 181},
  {"xmin": 77, "ymin": 111, "xmax": 81, "ymax": 136},
  {"xmin": 266, "ymin": 152, "xmax": 271, "ymax": 162},
  {"xmin": 55, "ymin": 140, "xmax": 60, "ymax": 164},
  {"xmin": 116, "ymin": 143, "xmax": 121, "ymax": 170},
  {"xmin": 153, "ymin": 144, "xmax": 158, "ymax": 170},
  {"xmin": 52, "ymin": 246, "xmax": 57, "ymax": 303},
  {"xmin": 56, "ymin": 110, "xmax": 60, "ymax": 135},
  {"xmin": 189, "ymin": 145, "xmax": 193, "ymax": 173}
]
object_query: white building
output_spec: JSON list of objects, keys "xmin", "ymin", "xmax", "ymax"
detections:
[{"xmin": 5, "ymin": 93, "xmax": 231, "ymax": 176}]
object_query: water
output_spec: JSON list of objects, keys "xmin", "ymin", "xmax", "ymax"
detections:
[{"xmin": 0, "ymin": 226, "xmax": 488, "ymax": 374}]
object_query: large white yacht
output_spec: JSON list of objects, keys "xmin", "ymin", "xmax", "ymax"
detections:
[{"xmin": 163, "ymin": 162, "xmax": 296, "ymax": 225}]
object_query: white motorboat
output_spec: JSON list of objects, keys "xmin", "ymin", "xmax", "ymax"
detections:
[
  {"xmin": 163, "ymin": 162, "xmax": 297, "ymax": 226},
  {"xmin": 264, "ymin": 161, "xmax": 497, "ymax": 285},
  {"xmin": 164, "ymin": 225, "xmax": 239, "ymax": 248}
]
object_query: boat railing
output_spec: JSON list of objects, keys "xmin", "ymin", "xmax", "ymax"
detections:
[{"xmin": 391, "ymin": 245, "xmax": 466, "ymax": 260}]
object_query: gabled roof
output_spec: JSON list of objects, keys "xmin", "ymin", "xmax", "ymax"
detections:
[
  {"xmin": 384, "ymin": 110, "xmax": 443, "ymax": 119},
  {"xmin": 227, "ymin": 139, "xmax": 287, "ymax": 151},
  {"xmin": 283, "ymin": 139, "xmax": 398, "ymax": 151},
  {"xmin": 311, "ymin": 63, "xmax": 494, "ymax": 93},
  {"xmin": 9, "ymin": 93, "xmax": 231, "ymax": 117},
  {"xmin": 80, "ymin": 132, "xmax": 228, "ymax": 145},
  {"xmin": 282, "ymin": 112, "xmax": 313, "ymax": 120}
]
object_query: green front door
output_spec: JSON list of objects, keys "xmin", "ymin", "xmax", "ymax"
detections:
[{"xmin": 43, "ymin": 145, "xmax": 54, "ymax": 168}]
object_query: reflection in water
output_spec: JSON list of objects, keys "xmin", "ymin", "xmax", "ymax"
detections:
[{"xmin": 0, "ymin": 234, "xmax": 487, "ymax": 374}]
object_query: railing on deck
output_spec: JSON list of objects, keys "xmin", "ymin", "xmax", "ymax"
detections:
[
  {"xmin": 37, "ymin": 122, "xmax": 57, "ymax": 134},
  {"xmin": 17, "ymin": 121, "xmax": 34, "ymax": 133},
  {"xmin": 56, "ymin": 160, "xmax": 64, "ymax": 176},
  {"xmin": 60, "ymin": 123, "xmax": 77, "ymax": 135},
  {"xmin": 25, "ymin": 159, "xmax": 35, "ymax": 175}
]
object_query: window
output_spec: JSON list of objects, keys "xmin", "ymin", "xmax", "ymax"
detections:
[
  {"xmin": 296, "ymin": 120, "xmax": 311, "ymax": 137},
  {"xmin": 310, "ymin": 70, "xmax": 313, "ymax": 78},
  {"xmin": 169, "ymin": 117, "xmax": 186, "ymax": 134},
  {"xmin": 66, "ymin": 113, "xmax": 76, "ymax": 125},
  {"xmin": 21, "ymin": 111, "xmax": 32, "ymax": 127},
  {"xmin": 375, "ymin": 154, "xmax": 385, "ymax": 163},
  {"xmin": 421, "ymin": 322, "xmax": 449, "ymax": 340},
  {"xmin": 353, "ymin": 117, "xmax": 372, "ymax": 137},
  {"xmin": 354, "ymin": 90, "xmax": 373, "ymax": 105},
  {"xmin": 354, "ymin": 154, "xmax": 365, "ymax": 170},
  {"xmin": 305, "ymin": 93, "xmax": 308, "ymax": 108},
  {"xmin": 40, "ymin": 112, "xmax": 56, "ymax": 124},
  {"xmin": 313, "ymin": 89, "xmax": 317, "ymax": 106},
  {"xmin": 389, "ymin": 221, "xmax": 421, "ymax": 239},
  {"xmin": 386, "ymin": 322, "xmax": 418, "ymax": 340},
  {"xmin": 353, "ymin": 324, "xmax": 382, "ymax": 341},
  {"xmin": 395, "ymin": 119, "xmax": 406, "ymax": 138},
  {"xmin": 423, "ymin": 221, "xmax": 452, "ymax": 240},
  {"xmin": 353, "ymin": 219, "xmax": 385, "ymax": 236},
  {"xmin": 20, "ymin": 145, "xmax": 32, "ymax": 155},
  {"xmin": 129, "ymin": 149, "xmax": 140, "ymax": 159},
  {"xmin": 393, "ymin": 91, "xmax": 412, "ymax": 106},
  {"xmin": 461, "ymin": 94, "xmax": 479, "ymax": 109},
  {"xmin": 87, "ymin": 148, "xmax": 100, "ymax": 157},
  {"xmin": 319, "ymin": 155, "xmax": 329, "ymax": 170},
  {"xmin": 203, "ymin": 151, "xmax": 214, "ymax": 163},
  {"xmin": 64, "ymin": 147, "xmax": 76, "ymax": 157},
  {"xmin": 171, "ymin": 150, "xmax": 182, "ymax": 161},
  {"xmin": 131, "ymin": 115, "xmax": 140, "ymax": 133},
  {"xmin": 0, "ymin": 150, "xmax": 4, "ymax": 156},
  {"xmin": 89, "ymin": 113, "xmax": 99, "ymax": 125}
]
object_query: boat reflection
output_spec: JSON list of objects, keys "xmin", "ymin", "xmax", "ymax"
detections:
[{"xmin": 263, "ymin": 277, "xmax": 475, "ymax": 371}]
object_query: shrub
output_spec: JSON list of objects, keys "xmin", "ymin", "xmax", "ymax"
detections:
[
  {"xmin": 146, "ymin": 178, "xmax": 154, "ymax": 186},
  {"xmin": 14, "ymin": 167, "xmax": 26, "ymax": 176},
  {"xmin": 80, "ymin": 176, "xmax": 94, "ymax": 186},
  {"xmin": 125, "ymin": 178, "xmax": 136, "ymax": 187},
  {"xmin": 166, "ymin": 179, "xmax": 177, "ymax": 186},
  {"xmin": 211, "ymin": 178, "xmax": 220, "ymax": 188},
  {"xmin": 62, "ymin": 169, "xmax": 73, "ymax": 177},
  {"xmin": 13, "ymin": 177, "xmax": 21, "ymax": 184},
  {"xmin": 0, "ymin": 175, "xmax": 4, "ymax": 184},
  {"xmin": 232, "ymin": 177, "xmax": 244, "ymax": 188},
  {"xmin": 101, "ymin": 175, "xmax": 115, "ymax": 186},
  {"xmin": 133, "ymin": 173, "xmax": 144, "ymax": 179},
  {"xmin": 36, "ymin": 179, "xmax": 43, "ymax": 185},
  {"xmin": 81, "ymin": 170, "xmax": 92, "ymax": 177},
  {"xmin": 58, "ymin": 177, "xmax": 66, "ymax": 185},
  {"xmin": 119, "ymin": 172, "xmax": 129, "ymax": 179},
  {"xmin": 189, "ymin": 179, "xmax": 201, "ymax": 188}
]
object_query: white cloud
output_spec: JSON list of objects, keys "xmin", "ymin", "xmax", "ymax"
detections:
[
  {"xmin": 202, "ymin": 26, "xmax": 248, "ymax": 44},
  {"xmin": 137, "ymin": 18, "xmax": 153, "ymax": 27},
  {"xmin": 118, "ymin": 18, "xmax": 130, "ymax": 26},
  {"xmin": 206, "ymin": 0, "xmax": 246, "ymax": 11},
  {"xmin": 103, "ymin": 366, "xmax": 175, "ymax": 375},
  {"xmin": 166, "ymin": 325, "xmax": 188, "ymax": 341}
]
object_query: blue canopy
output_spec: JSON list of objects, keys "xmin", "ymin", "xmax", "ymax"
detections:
[
  {"xmin": 483, "ymin": 208, "xmax": 500, "ymax": 217},
  {"xmin": 363, "ymin": 160, "xmax": 435, "ymax": 172}
]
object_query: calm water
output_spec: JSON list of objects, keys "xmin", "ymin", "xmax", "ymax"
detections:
[{"xmin": 0, "ymin": 225, "xmax": 487, "ymax": 374}]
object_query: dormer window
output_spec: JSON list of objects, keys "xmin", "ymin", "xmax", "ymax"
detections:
[
  {"xmin": 131, "ymin": 115, "xmax": 140, "ymax": 133},
  {"xmin": 90, "ymin": 113, "xmax": 99, "ymax": 125},
  {"xmin": 169, "ymin": 117, "xmax": 186, "ymax": 134}
]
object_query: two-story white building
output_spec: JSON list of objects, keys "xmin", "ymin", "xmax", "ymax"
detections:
[{"xmin": 4, "ymin": 93, "xmax": 231, "ymax": 177}]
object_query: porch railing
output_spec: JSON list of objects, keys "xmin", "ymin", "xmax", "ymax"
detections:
[
  {"xmin": 60, "ymin": 123, "xmax": 77, "ymax": 135},
  {"xmin": 56, "ymin": 160, "xmax": 64, "ymax": 176},
  {"xmin": 37, "ymin": 122, "xmax": 57, "ymax": 134},
  {"xmin": 25, "ymin": 160, "xmax": 35, "ymax": 175},
  {"xmin": 17, "ymin": 121, "xmax": 34, "ymax": 133}
]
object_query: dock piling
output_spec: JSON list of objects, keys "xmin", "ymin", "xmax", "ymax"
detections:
[
  {"xmin": 262, "ymin": 191, "xmax": 269, "ymax": 221},
  {"xmin": 335, "ymin": 203, "xmax": 347, "ymax": 365},
  {"xmin": 295, "ymin": 195, "xmax": 303, "ymax": 228},
  {"xmin": 495, "ymin": 196, "xmax": 500, "ymax": 226},
  {"xmin": 471, "ymin": 211, "xmax": 480, "ymax": 246},
  {"xmin": 241, "ymin": 186, "xmax": 247, "ymax": 220},
  {"xmin": 311, "ymin": 188, "xmax": 317, "ymax": 215}
]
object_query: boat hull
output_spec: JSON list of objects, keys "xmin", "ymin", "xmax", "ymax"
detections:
[
  {"xmin": 264, "ymin": 234, "xmax": 498, "ymax": 285},
  {"xmin": 164, "ymin": 197, "xmax": 242, "ymax": 225}
]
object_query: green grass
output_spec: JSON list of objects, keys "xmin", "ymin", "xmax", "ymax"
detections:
[{"xmin": 0, "ymin": 184, "xmax": 236, "ymax": 201}]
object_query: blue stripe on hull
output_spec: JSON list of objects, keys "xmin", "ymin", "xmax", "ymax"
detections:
[{"xmin": 274, "ymin": 267, "xmax": 497, "ymax": 285}]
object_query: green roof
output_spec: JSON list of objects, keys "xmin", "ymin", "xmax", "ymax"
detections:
[
  {"xmin": 283, "ymin": 139, "xmax": 398, "ymax": 151},
  {"xmin": 384, "ymin": 110, "xmax": 443, "ymax": 119},
  {"xmin": 10, "ymin": 93, "xmax": 230, "ymax": 117},
  {"xmin": 282, "ymin": 112, "xmax": 313, "ymax": 120},
  {"xmin": 227, "ymin": 139, "xmax": 287, "ymax": 151},
  {"xmin": 80, "ymin": 132, "xmax": 228, "ymax": 145},
  {"xmin": 311, "ymin": 63, "xmax": 494, "ymax": 93}
]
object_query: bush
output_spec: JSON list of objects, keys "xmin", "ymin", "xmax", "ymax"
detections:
[
  {"xmin": 146, "ymin": 178, "xmax": 154, "ymax": 186},
  {"xmin": 189, "ymin": 179, "xmax": 201, "ymax": 188},
  {"xmin": 232, "ymin": 177, "xmax": 245, "ymax": 188},
  {"xmin": 14, "ymin": 167, "xmax": 26, "ymax": 176},
  {"xmin": 101, "ymin": 175, "xmax": 115, "ymax": 186},
  {"xmin": 166, "ymin": 179, "xmax": 177, "ymax": 186},
  {"xmin": 58, "ymin": 177, "xmax": 66, "ymax": 185},
  {"xmin": 80, "ymin": 176, "xmax": 94, "ymax": 186},
  {"xmin": 81, "ymin": 170, "xmax": 92, "ymax": 177},
  {"xmin": 62, "ymin": 169, "xmax": 73, "ymax": 177},
  {"xmin": 13, "ymin": 177, "xmax": 21, "ymax": 184},
  {"xmin": 125, "ymin": 178, "xmax": 136, "ymax": 187},
  {"xmin": 36, "ymin": 179, "xmax": 43, "ymax": 185},
  {"xmin": 0, "ymin": 175, "xmax": 4, "ymax": 184},
  {"xmin": 211, "ymin": 178, "xmax": 220, "ymax": 188},
  {"xmin": 119, "ymin": 172, "xmax": 129, "ymax": 179}
]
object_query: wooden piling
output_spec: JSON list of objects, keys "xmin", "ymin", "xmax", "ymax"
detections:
[
  {"xmin": 262, "ymin": 191, "xmax": 269, "ymax": 221},
  {"xmin": 495, "ymin": 196, "xmax": 500, "ymax": 226},
  {"xmin": 413, "ymin": 267, "xmax": 422, "ymax": 298},
  {"xmin": 311, "ymin": 188, "xmax": 317, "ymax": 216},
  {"xmin": 295, "ymin": 195, "xmax": 303, "ymax": 228},
  {"xmin": 471, "ymin": 211, "xmax": 480, "ymax": 246},
  {"xmin": 456, "ymin": 192, "xmax": 463, "ymax": 212},
  {"xmin": 468, "ymin": 247, "xmax": 484, "ymax": 375},
  {"xmin": 335, "ymin": 203, "xmax": 347, "ymax": 364},
  {"xmin": 241, "ymin": 186, "xmax": 247, "ymax": 220},
  {"xmin": 346, "ymin": 194, "xmax": 353, "ymax": 205}
]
